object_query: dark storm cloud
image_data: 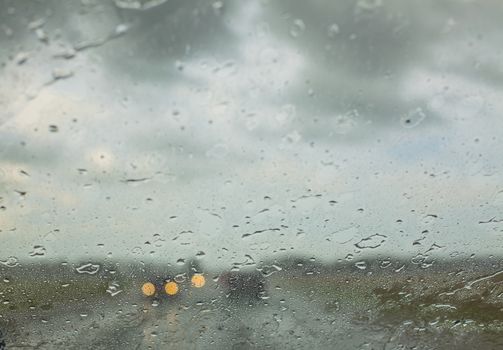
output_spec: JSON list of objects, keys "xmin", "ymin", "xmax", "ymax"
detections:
[
  {"xmin": 89, "ymin": 0, "xmax": 503, "ymax": 145},
  {"xmin": 1, "ymin": 0, "xmax": 503, "ymax": 262}
]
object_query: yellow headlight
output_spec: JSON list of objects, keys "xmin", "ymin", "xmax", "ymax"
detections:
[
  {"xmin": 191, "ymin": 274, "xmax": 206, "ymax": 288},
  {"xmin": 165, "ymin": 281, "xmax": 179, "ymax": 295},
  {"xmin": 141, "ymin": 282, "xmax": 156, "ymax": 296}
]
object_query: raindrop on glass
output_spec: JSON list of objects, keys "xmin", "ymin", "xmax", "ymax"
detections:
[
  {"xmin": 29, "ymin": 245, "xmax": 46, "ymax": 257},
  {"xmin": 400, "ymin": 107, "xmax": 426, "ymax": 128},
  {"xmin": 76, "ymin": 263, "xmax": 100, "ymax": 275},
  {"xmin": 289, "ymin": 19, "xmax": 306, "ymax": 38}
]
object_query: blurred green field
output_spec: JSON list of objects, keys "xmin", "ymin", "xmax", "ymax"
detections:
[
  {"xmin": 4, "ymin": 260, "xmax": 503, "ymax": 334},
  {"xmin": 270, "ymin": 270, "xmax": 503, "ymax": 331},
  {"xmin": 0, "ymin": 278, "xmax": 110, "ymax": 314}
]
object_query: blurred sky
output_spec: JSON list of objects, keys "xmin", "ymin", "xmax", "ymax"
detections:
[{"xmin": 1, "ymin": 0, "xmax": 503, "ymax": 268}]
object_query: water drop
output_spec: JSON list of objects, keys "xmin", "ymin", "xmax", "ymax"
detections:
[
  {"xmin": 28, "ymin": 18, "xmax": 46, "ymax": 30},
  {"xmin": 411, "ymin": 253, "xmax": 428, "ymax": 265},
  {"xmin": 333, "ymin": 109, "xmax": 358, "ymax": 134},
  {"xmin": 344, "ymin": 253, "xmax": 354, "ymax": 261},
  {"xmin": 260, "ymin": 264, "xmax": 282, "ymax": 277},
  {"xmin": 282, "ymin": 130, "xmax": 301, "ymax": 144},
  {"xmin": 53, "ymin": 47, "xmax": 76, "ymax": 59},
  {"xmin": 29, "ymin": 245, "xmax": 46, "ymax": 257},
  {"xmin": 289, "ymin": 19, "xmax": 306, "ymax": 38},
  {"xmin": 0, "ymin": 256, "xmax": 19, "ymax": 267},
  {"xmin": 76, "ymin": 263, "xmax": 100, "ymax": 275},
  {"xmin": 421, "ymin": 214, "xmax": 438, "ymax": 225},
  {"xmin": 354, "ymin": 233, "xmax": 387, "ymax": 249},
  {"xmin": 379, "ymin": 259, "xmax": 392, "ymax": 268},
  {"xmin": 35, "ymin": 28, "xmax": 48, "ymax": 43},
  {"xmin": 106, "ymin": 282, "xmax": 122, "ymax": 296},
  {"xmin": 131, "ymin": 246, "xmax": 143, "ymax": 255},
  {"xmin": 175, "ymin": 273, "xmax": 186, "ymax": 283},
  {"xmin": 400, "ymin": 107, "xmax": 426, "ymax": 128},
  {"xmin": 52, "ymin": 68, "xmax": 73, "ymax": 80},
  {"xmin": 354, "ymin": 261, "xmax": 367, "ymax": 270},
  {"xmin": 153, "ymin": 234, "xmax": 165, "ymax": 248},
  {"xmin": 174, "ymin": 60, "xmax": 184, "ymax": 71},
  {"xmin": 15, "ymin": 52, "xmax": 29, "ymax": 65},
  {"xmin": 114, "ymin": 0, "xmax": 167, "ymax": 10},
  {"xmin": 115, "ymin": 23, "xmax": 129, "ymax": 36}
]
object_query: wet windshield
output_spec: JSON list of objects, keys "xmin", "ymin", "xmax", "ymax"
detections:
[{"xmin": 1, "ymin": 0, "xmax": 503, "ymax": 348}]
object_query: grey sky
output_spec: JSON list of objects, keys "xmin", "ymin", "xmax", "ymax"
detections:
[{"xmin": 1, "ymin": 0, "xmax": 503, "ymax": 268}]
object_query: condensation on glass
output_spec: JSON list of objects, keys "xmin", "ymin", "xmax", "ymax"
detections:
[{"xmin": 1, "ymin": 0, "xmax": 503, "ymax": 348}]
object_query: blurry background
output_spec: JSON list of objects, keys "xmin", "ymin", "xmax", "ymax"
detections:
[
  {"xmin": 1, "ymin": 0, "xmax": 503, "ymax": 267},
  {"xmin": 2, "ymin": 1, "xmax": 503, "ymax": 349}
]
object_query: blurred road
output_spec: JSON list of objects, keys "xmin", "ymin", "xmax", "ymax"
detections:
[
  {"xmin": 1, "ymin": 287, "xmax": 370, "ymax": 349},
  {"xmin": 4, "ymin": 285, "xmax": 503, "ymax": 350}
]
